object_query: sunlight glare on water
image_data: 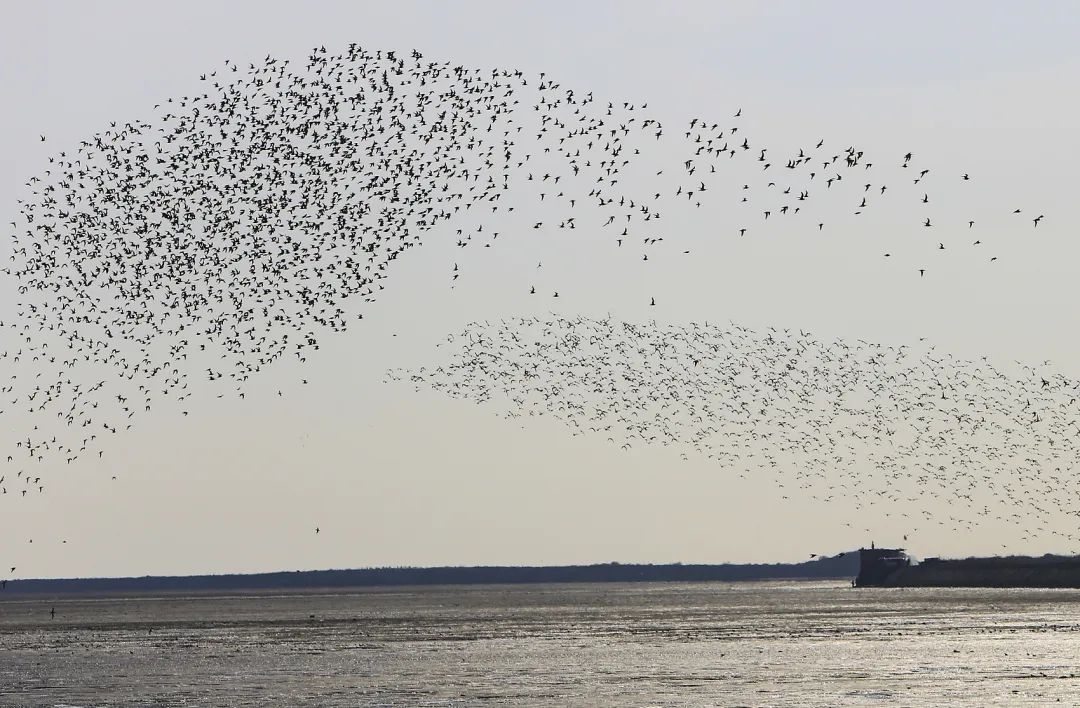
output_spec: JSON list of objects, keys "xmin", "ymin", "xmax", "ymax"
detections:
[{"xmin": 3, "ymin": 581, "xmax": 1080, "ymax": 706}]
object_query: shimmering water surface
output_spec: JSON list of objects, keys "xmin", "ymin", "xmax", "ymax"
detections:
[{"xmin": 3, "ymin": 580, "xmax": 1080, "ymax": 706}]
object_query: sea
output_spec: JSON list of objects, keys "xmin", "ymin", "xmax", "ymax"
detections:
[{"xmin": 2, "ymin": 580, "xmax": 1080, "ymax": 706}]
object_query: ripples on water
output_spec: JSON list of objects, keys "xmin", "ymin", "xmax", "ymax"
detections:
[{"xmin": 3, "ymin": 581, "xmax": 1080, "ymax": 706}]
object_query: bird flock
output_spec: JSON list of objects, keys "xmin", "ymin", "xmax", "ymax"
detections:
[
  {"xmin": 390, "ymin": 316, "xmax": 1080, "ymax": 546},
  {"xmin": 0, "ymin": 42, "xmax": 1056, "ymax": 571}
]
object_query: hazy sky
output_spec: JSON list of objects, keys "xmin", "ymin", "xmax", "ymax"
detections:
[{"xmin": 2, "ymin": 2, "xmax": 1080, "ymax": 579}]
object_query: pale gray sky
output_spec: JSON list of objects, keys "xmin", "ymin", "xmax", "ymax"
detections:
[{"xmin": 2, "ymin": 2, "xmax": 1079, "ymax": 578}]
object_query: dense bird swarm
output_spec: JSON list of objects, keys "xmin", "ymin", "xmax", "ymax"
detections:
[
  {"xmin": 1, "ymin": 43, "xmax": 1049, "ymax": 558},
  {"xmin": 391, "ymin": 316, "xmax": 1080, "ymax": 544}
]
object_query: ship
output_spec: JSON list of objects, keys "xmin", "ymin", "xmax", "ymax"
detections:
[{"xmin": 855, "ymin": 545, "xmax": 1080, "ymax": 588}]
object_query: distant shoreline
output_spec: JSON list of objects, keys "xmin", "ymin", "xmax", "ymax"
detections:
[{"xmin": 2, "ymin": 555, "xmax": 857, "ymax": 595}]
